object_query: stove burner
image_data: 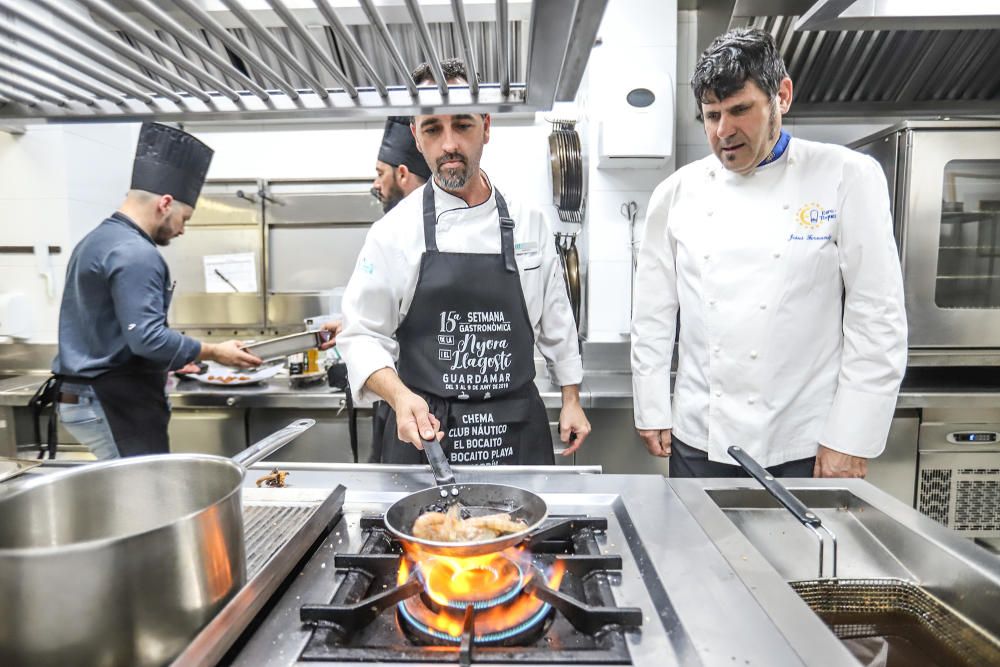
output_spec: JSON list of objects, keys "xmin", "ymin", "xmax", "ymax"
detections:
[
  {"xmin": 397, "ymin": 598, "xmax": 553, "ymax": 645},
  {"xmin": 298, "ymin": 515, "xmax": 645, "ymax": 664},
  {"xmin": 416, "ymin": 554, "xmax": 525, "ymax": 610},
  {"xmin": 398, "ymin": 550, "xmax": 561, "ymax": 645}
]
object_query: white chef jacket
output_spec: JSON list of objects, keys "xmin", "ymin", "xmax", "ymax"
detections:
[
  {"xmin": 631, "ymin": 137, "xmax": 907, "ymax": 467},
  {"xmin": 339, "ymin": 177, "xmax": 583, "ymax": 405}
]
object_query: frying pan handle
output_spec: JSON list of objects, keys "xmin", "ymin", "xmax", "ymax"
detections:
[
  {"xmin": 727, "ymin": 445, "xmax": 821, "ymax": 528},
  {"xmin": 233, "ymin": 419, "xmax": 316, "ymax": 469},
  {"xmin": 422, "ymin": 438, "xmax": 455, "ymax": 486}
]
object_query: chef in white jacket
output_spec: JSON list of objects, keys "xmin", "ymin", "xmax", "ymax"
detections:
[
  {"xmin": 631, "ymin": 28, "xmax": 907, "ymax": 478},
  {"xmin": 337, "ymin": 58, "xmax": 590, "ymax": 465}
]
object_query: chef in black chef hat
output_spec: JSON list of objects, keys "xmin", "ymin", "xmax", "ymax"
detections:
[
  {"xmin": 371, "ymin": 116, "xmax": 431, "ymax": 213},
  {"xmin": 49, "ymin": 121, "xmax": 260, "ymax": 462},
  {"xmin": 129, "ymin": 121, "xmax": 214, "ymax": 245}
]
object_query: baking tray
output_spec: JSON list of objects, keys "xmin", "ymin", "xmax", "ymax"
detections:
[{"xmin": 243, "ymin": 330, "xmax": 331, "ymax": 361}]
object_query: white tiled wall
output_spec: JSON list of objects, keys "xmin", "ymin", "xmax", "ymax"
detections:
[
  {"xmin": 582, "ymin": 0, "xmax": 679, "ymax": 340},
  {"xmin": 676, "ymin": 10, "xmax": 710, "ymax": 168},
  {"xmin": 0, "ymin": 123, "xmax": 135, "ymax": 343}
]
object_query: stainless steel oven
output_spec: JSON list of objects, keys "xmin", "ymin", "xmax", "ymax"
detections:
[
  {"xmin": 159, "ymin": 180, "xmax": 266, "ymax": 331},
  {"xmin": 160, "ymin": 179, "xmax": 380, "ymax": 336},
  {"xmin": 264, "ymin": 180, "xmax": 381, "ymax": 331},
  {"xmin": 852, "ymin": 121, "xmax": 1000, "ymax": 361}
]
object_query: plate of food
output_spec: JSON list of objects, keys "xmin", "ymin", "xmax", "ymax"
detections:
[{"xmin": 184, "ymin": 360, "xmax": 284, "ymax": 386}]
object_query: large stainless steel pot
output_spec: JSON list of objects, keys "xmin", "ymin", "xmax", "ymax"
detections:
[{"xmin": 0, "ymin": 418, "xmax": 314, "ymax": 667}]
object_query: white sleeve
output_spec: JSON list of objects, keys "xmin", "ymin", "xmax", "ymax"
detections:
[
  {"xmin": 819, "ymin": 156, "xmax": 908, "ymax": 458},
  {"xmin": 631, "ymin": 182, "xmax": 679, "ymax": 430},
  {"xmin": 337, "ymin": 230, "xmax": 403, "ymax": 404},
  {"xmin": 534, "ymin": 210, "xmax": 583, "ymax": 386}
]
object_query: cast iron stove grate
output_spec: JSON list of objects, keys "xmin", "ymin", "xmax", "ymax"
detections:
[{"xmin": 298, "ymin": 515, "xmax": 642, "ymax": 664}]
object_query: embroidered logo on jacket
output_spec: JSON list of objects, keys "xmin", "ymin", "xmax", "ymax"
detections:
[{"xmin": 796, "ymin": 202, "xmax": 837, "ymax": 230}]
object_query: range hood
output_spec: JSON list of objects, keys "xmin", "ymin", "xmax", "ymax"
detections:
[
  {"xmin": 693, "ymin": 0, "xmax": 1000, "ymax": 119},
  {"xmin": 0, "ymin": 0, "xmax": 606, "ymax": 123}
]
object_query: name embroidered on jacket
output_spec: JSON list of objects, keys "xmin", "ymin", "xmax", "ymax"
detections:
[{"xmin": 788, "ymin": 233, "xmax": 833, "ymax": 241}]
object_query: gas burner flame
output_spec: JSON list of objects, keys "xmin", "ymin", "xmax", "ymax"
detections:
[{"xmin": 397, "ymin": 544, "xmax": 565, "ymax": 642}]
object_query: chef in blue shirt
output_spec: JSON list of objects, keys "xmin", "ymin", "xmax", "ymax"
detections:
[{"xmin": 51, "ymin": 122, "xmax": 261, "ymax": 458}]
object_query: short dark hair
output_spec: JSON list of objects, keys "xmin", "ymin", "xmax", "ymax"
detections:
[
  {"xmin": 691, "ymin": 28, "xmax": 788, "ymax": 109},
  {"xmin": 411, "ymin": 58, "xmax": 478, "ymax": 85}
]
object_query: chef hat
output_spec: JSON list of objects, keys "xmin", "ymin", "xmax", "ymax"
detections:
[
  {"xmin": 377, "ymin": 116, "xmax": 431, "ymax": 180},
  {"xmin": 130, "ymin": 122, "xmax": 214, "ymax": 207}
]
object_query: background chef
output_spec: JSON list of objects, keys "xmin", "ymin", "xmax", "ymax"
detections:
[
  {"xmin": 372, "ymin": 115, "xmax": 431, "ymax": 213},
  {"xmin": 631, "ymin": 28, "xmax": 907, "ymax": 478},
  {"xmin": 51, "ymin": 122, "xmax": 261, "ymax": 458},
  {"xmin": 337, "ymin": 58, "xmax": 590, "ymax": 465}
]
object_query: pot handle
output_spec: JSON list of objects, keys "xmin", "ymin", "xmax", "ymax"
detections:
[
  {"xmin": 233, "ymin": 419, "xmax": 316, "ymax": 470},
  {"xmin": 423, "ymin": 438, "xmax": 455, "ymax": 486}
]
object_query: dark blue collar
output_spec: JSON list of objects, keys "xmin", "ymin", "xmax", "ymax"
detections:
[
  {"xmin": 110, "ymin": 211, "xmax": 155, "ymax": 246},
  {"xmin": 758, "ymin": 129, "xmax": 791, "ymax": 167}
]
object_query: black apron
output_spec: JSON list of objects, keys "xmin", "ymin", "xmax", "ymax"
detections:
[
  {"xmin": 91, "ymin": 361, "xmax": 170, "ymax": 457},
  {"xmin": 374, "ymin": 184, "xmax": 553, "ymax": 466},
  {"xmin": 55, "ymin": 361, "xmax": 170, "ymax": 458}
]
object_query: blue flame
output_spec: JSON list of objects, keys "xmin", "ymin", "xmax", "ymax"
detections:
[
  {"xmin": 397, "ymin": 602, "xmax": 552, "ymax": 645},
  {"xmin": 415, "ymin": 558, "xmax": 526, "ymax": 611}
]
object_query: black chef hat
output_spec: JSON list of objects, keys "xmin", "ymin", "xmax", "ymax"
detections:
[
  {"xmin": 377, "ymin": 116, "xmax": 431, "ymax": 180},
  {"xmin": 130, "ymin": 122, "xmax": 214, "ymax": 207}
]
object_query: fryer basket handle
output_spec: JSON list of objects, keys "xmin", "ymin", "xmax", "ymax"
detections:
[
  {"xmin": 728, "ymin": 445, "xmax": 837, "ymax": 578},
  {"xmin": 727, "ymin": 445, "xmax": 820, "ymax": 527}
]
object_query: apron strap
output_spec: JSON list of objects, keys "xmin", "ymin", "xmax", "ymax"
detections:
[
  {"xmin": 28, "ymin": 375, "xmax": 60, "ymax": 460},
  {"xmin": 422, "ymin": 183, "xmax": 439, "ymax": 252},
  {"xmin": 422, "ymin": 180, "xmax": 518, "ymax": 273},
  {"xmin": 495, "ymin": 189, "xmax": 518, "ymax": 273}
]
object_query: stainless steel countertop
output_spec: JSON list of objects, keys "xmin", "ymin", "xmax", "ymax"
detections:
[
  {"xmin": 671, "ymin": 477, "xmax": 1000, "ymax": 666},
  {"xmin": 3, "ymin": 367, "xmax": 1000, "ymax": 409},
  {"xmin": 0, "ymin": 373, "xmax": 575, "ymax": 409}
]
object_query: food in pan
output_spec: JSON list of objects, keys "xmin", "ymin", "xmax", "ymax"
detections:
[{"xmin": 411, "ymin": 504, "xmax": 527, "ymax": 542}]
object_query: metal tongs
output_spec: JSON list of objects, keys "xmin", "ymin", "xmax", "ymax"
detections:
[{"xmin": 728, "ymin": 445, "xmax": 838, "ymax": 579}]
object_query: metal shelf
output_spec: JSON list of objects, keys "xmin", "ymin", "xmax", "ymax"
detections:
[{"xmin": 0, "ymin": 0, "xmax": 606, "ymax": 123}]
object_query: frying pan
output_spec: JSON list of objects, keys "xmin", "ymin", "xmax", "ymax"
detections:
[{"xmin": 384, "ymin": 438, "xmax": 548, "ymax": 557}]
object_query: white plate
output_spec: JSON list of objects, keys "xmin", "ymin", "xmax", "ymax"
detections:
[{"xmin": 189, "ymin": 361, "xmax": 284, "ymax": 386}]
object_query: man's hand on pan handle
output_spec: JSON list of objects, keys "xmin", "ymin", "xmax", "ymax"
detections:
[{"xmin": 365, "ymin": 367, "xmax": 444, "ymax": 449}]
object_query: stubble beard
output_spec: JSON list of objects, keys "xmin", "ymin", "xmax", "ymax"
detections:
[
  {"xmin": 154, "ymin": 224, "xmax": 173, "ymax": 246},
  {"xmin": 380, "ymin": 181, "xmax": 406, "ymax": 213},
  {"xmin": 434, "ymin": 152, "xmax": 470, "ymax": 191}
]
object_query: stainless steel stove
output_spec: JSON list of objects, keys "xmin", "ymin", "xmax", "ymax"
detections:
[
  {"xmin": 190, "ymin": 464, "xmax": 811, "ymax": 667},
  {"xmin": 224, "ymin": 470, "xmax": 683, "ymax": 666},
  {"xmin": 297, "ymin": 513, "xmax": 642, "ymax": 663}
]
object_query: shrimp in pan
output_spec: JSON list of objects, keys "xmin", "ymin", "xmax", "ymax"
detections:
[{"xmin": 411, "ymin": 504, "xmax": 527, "ymax": 542}]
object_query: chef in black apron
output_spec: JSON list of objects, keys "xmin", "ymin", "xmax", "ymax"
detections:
[
  {"xmin": 337, "ymin": 58, "xmax": 591, "ymax": 466},
  {"xmin": 47, "ymin": 122, "xmax": 261, "ymax": 458}
]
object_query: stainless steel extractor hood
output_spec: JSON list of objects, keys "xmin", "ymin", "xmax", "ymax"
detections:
[
  {"xmin": 0, "ymin": 0, "xmax": 606, "ymax": 123},
  {"xmin": 692, "ymin": 0, "xmax": 1000, "ymax": 119}
]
